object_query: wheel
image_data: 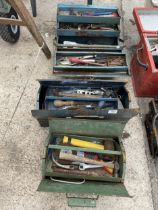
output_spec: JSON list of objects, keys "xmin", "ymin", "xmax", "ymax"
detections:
[{"xmin": 0, "ymin": 7, "xmax": 20, "ymax": 43}]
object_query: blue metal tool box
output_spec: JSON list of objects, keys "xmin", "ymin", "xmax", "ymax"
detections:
[
  {"xmin": 53, "ymin": 51, "xmax": 128, "ymax": 76},
  {"xmin": 31, "ymin": 79, "xmax": 137, "ymax": 127},
  {"xmin": 53, "ymin": 4, "xmax": 128, "ymax": 78},
  {"xmin": 56, "ymin": 4, "xmax": 120, "ymax": 47}
]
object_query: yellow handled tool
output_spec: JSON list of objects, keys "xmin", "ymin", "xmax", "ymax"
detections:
[{"xmin": 63, "ymin": 136, "xmax": 104, "ymax": 150}]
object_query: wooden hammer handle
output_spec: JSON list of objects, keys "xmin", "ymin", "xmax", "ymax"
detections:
[
  {"xmin": 54, "ymin": 100, "xmax": 75, "ymax": 107},
  {"xmin": 59, "ymin": 152, "xmax": 114, "ymax": 169}
]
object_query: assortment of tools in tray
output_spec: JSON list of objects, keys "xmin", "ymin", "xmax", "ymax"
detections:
[
  {"xmin": 59, "ymin": 23, "xmax": 118, "ymax": 31},
  {"xmin": 58, "ymin": 10, "xmax": 119, "ymax": 17},
  {"xmin": 54, "ymin": 4, "xmax": 128, "ymax": 77},
  {"xmin": 49, "ymin": 135, "xmax": 121, "ymax": 179},
  {"xmin": 44, "ymin": 85, "xmax": 126, "ymax": 111},
  {"xmin": 54, "ymin": 52, "xmax": 128, "ymax": 75},
  {"xmin": 32, "ymin": 80, "xmax": 132, "ymax": 127},
  {"xmin": 57, "ymin": 55, "xmax": 125, "ymax": 67}
]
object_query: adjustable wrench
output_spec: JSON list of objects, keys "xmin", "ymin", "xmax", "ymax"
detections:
[{"xmin": 79, "ymin": 163, "xmax": 103, "ymax": 171}]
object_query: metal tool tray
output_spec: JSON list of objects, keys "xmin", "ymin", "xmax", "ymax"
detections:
[
  {"xmin": 56, "ymin": 4, "xmax": 121, "ymax": 51},
  {"xmin": 57, "ymin": 23, "xmax": 120, "ymax": 38},
  {"xmin": 38, "ymin": 117, "xmax": 130, "ymax": 199},
  {"xmin": 145, "ymin": 99, "xmax": 158, "ymax": 157},
  {"xmin": 55, "ymin": 42, "xmax": 122, "ymax": 52},
  {"xmin": 57, "ymin": 4, "xmax": 120, "ymax": 24},
  {"xmin": 53, "ymin": 51, "xmax": 128, "ymax": 77},
  {"xmin": 31, "ymin": 79, "xmax": 134, "ymax": 127}
]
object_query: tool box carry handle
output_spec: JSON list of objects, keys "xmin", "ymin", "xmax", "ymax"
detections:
[
  {"xmin": 136, "ymin": 45, "xmax": 148, "ymax": 70},
  {"xmin": 67, "ymin": 194, "xmax": 99, "ymax": 208}
]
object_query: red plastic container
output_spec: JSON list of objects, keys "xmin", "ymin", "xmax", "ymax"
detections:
[{"xmin": 131, "ymin": 8, "xmax": 158, "ymax": 97}]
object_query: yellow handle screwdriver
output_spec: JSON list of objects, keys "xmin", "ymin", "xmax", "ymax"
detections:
[{"xmin": 63, "ymin": 136, "xmax": 104, "ymax": 150}]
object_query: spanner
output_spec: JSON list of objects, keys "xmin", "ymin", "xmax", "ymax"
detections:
[{"xmin": 79, "ymin": 163, "xmax": 103, "ymax": 171}]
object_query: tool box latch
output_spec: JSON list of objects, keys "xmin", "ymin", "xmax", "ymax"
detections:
[{"xmin": 67, "ymin": 194, "xmax": 99, "ymax": 208}]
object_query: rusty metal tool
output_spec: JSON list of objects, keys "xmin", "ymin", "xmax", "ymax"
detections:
[
  {"xmin": 52, "ymin": 153, "xmax": 75, "ymax": 170},
  {"xmin": 53, "ymin": 167, "xmax": 104, "ymax": 176}
]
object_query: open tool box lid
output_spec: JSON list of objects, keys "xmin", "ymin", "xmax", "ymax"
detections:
[
  {"xmin": 48, "ymin": 117, "xmax": 128, "ymax": 138},
  {"xmin": 38, "ymin": 117, "xmax": 130, "ymax": 203},
  {"xmin": 133, "ymin": 8, "xmax": 158, "ymax": 35}
]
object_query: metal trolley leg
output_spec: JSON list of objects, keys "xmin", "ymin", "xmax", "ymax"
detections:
[
  {"xmin": 30, "ymin": 0, "xmax": 37, "ymax": 17},
  {"xmin": 87, "ymin": 0, "xmax": 93, "ymax": 5}
]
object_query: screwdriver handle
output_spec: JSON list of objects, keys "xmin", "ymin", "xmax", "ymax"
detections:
[
  {"xmin": 54, "ymin": 100, "xmax": 75, "ymax": 107},
  {"xmin": 63, "ymin": 136, "xmax": 104, "ymax": 150}
]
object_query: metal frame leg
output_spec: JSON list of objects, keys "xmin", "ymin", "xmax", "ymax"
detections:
[
  {"xmin": 87, "ymin": 0, "xmax": 93, "ymax": 5},
  {"xmin": 30, "ymin": 0, "xmax": 37, "ymax": 17}
]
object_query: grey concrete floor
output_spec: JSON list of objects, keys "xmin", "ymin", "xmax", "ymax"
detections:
[{"xmin": 0, "ymin": 0, "xmax": 156, "ymax": 209}]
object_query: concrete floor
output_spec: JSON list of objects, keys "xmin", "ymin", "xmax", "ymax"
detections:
[{"xmin": 0, "ymin": 0, "xmax": 157, "ymax": 209}]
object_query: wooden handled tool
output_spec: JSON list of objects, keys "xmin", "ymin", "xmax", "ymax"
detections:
[
  {"xmin": 59, "ymin": 151, "xmax": 114, "ymax": 169},
  {"xmin": 54, "ymin": 100, "xmax": 76, "ymax": 107},
  {"xmin": 54, "ymin": 100, "xmax": 95, "ymax": 107}
]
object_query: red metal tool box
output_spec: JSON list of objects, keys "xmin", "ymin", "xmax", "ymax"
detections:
[{"xmin": 131, "ymin": 8, "xmax": 158, "ymax": 97}]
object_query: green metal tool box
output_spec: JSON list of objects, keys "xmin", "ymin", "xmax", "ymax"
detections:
[{"xmin": 38, "ymin": 116, "xmax": 135, "ymax": 207}]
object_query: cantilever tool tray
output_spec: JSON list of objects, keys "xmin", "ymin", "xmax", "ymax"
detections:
[
  {"xmin": 53, "ymin": 4, "xmax": 129, "ymax": 78},
  {"xmin": 32, "ymin": 79, "xmax": 131, "ymax": 127}
]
